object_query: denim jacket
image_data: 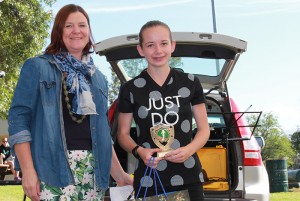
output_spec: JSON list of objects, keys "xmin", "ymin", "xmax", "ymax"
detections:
[{"xmin": 8, "ymin": 54, "xmax": 112, "ymax": 190}]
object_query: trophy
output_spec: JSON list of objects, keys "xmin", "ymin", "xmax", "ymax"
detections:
[{"xmin": 150, "ymin": 123, "xmax": 174, "ymax": 157}]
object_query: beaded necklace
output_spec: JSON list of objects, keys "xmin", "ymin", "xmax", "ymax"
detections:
[{"xmin": 62, "ymin": 76, "xmax": 86, "ymax": 124}]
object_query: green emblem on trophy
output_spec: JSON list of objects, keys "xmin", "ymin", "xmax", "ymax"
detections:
[{"xmin": 150, "ymin": 123, "xmax": 174, "ymax": 157}]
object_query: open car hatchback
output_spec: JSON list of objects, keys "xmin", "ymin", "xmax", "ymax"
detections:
[{"xmin": 95, "ymin": 32, "xmax": 270, "ymax": 201}]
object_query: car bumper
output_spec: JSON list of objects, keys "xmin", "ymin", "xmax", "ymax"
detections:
[{"xmin": 244, "ymin": 166, "xmax": 270, "ymax": 201}]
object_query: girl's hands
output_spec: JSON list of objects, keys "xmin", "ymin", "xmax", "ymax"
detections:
[
  {"xmin": 138, "ymin": 147, "xmax": 162, "ymax": 168},
  {"xmin": 164, "ymin": 146, "xmax": 193, "ymax": 163}
]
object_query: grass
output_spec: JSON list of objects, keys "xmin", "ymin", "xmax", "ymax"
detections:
[
  {"xmin": 270, "ymin": 187, "xmax": 300, "ymax": 201},
  {"xmin": 0, "ymin": 185, "xmax": 300, "ymax": 201},
  {"xmin": 0, "ymin": 185, "xmax": 27, "ymax": 201}
]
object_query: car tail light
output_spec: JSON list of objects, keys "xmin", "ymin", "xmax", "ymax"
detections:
[
  {"xmin": 108, "ymin": 100, "xmax": 118, "ymax": 128},
  {"xmin": 230, "ymin": 98, "xmax": 263, "ymax": 166},
  {"xmin": 242, "ymin": 142, "xmax": 263, "ymax": 166}
]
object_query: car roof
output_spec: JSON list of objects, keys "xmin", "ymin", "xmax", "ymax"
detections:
[{"xmin": 95, "ymin": 32, "xmax": 247, "ymax": 92}]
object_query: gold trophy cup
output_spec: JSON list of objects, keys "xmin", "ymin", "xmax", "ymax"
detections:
[{"xmin": 150, "ymin": 123, "xmax": 174, "ymax": 157}]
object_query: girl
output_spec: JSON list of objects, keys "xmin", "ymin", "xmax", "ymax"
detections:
[{"xmin": 117, "ymin": 20, "xmax": 210, "ymax": 201}]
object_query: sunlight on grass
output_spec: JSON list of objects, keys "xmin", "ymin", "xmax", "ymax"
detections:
[
  {"xmin": 270, "ymin": 188, "xmax": 300, "ymax": 201},
  {"xmin": 0, "ymin": 185, "xmax": 27, "ymax": 201}
]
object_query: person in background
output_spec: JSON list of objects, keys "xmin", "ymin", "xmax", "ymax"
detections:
[
  {"xmin": 117, "ymin": 20, "xmax": 210, "ymax": 201},
  {"xmin": 0, "ymin": 137, "xmax": 21, "ymax": 181},
  {"xmin": 8, "ymin": 4, "xmax": 132, "ymax": 201}
]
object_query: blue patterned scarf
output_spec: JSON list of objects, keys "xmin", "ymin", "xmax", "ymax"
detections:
[{"xmin": 54, "ymin": 52, "xmax": 97, "ymax": 115}]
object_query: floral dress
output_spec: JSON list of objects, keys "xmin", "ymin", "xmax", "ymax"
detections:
[{"xmin": 40, "ymin": 150, "xmax": 105, "ymax": 201}]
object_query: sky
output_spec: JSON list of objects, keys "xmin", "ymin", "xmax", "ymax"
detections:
[{"xmin": 50, "ymin": 0, "xmax": 300, "ymax": 134}]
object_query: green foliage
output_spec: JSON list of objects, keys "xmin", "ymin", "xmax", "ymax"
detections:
[
  {"xmin": 291, "ymin": 131, "xmax": 300, "ymax": 153},
  {"xmin": 247, "ymin": 111, "xmax": 283, "ymax": 139},
  {"xmin": 108, "ymin": 66, "xmax": 121, "ymax": 106},
  {"xmin": 122, "ymin": 58, "xmax": 147, "ymax": 78},
  {"xmin": 261, "ymin": 134, "xmax": 296, "ymax": 166},
  {"xmin": 247, "ymin": 112, "xmax": 297, "ymax": 167},
  {"xmin": 169, "ymin": 57, "xmax": 183, "ymax": 68},
  {"xmin": 0, "ymin": 0, "xmax": 55, "ymax": 119}
]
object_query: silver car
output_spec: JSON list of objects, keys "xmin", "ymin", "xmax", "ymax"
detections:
[{"xmin": 95, "ymin": 32, "xmax": 270, "ymax": 201}]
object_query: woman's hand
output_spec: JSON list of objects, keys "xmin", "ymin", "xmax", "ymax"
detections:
[
  {"xmin": 14, "ymin": 142, "xmax": 40, "ymax": 200},
  {"xmin": 22, "ymin": 168, "xmax": 40, "ymax": 201},
  {"xmin": 115, "ymin": 172, "xmax": 133, "ymax": 186}
]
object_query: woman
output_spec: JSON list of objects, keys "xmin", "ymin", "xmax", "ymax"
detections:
[
  {"xmin": 8, "ymin": 4, "xmax": 132, "ymax": 201},
  {"xmin": 117, "ymin": 20, "xmax": 210, "ymax": 201}
]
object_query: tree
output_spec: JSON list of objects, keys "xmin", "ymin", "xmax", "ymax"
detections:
[
  {"xmin": 247, "ymin": 112, "xmax": 297, "ymax": 167},
  {"xmin": 108, "ymin": 58, "xmax": 146, "ymax": 106},
  {"xmin": 108, "ymin": 66, "xmax": 121, "ymax": 106},
  {"xmin": 290, "ymin": 130, "xmax": 300, "ymax": 169},
  {"xmin": 291, "ymin": 130, "xmax": 300, "ymax": 153},
  {"xmin": 0, "ymin": 0, "xmax": 55, "ymax": 119},
  {"xmin": 247, "ymin": 111, "xmax": 282, "ymax": 139},
  {"xmin": 122, "ymin": 58, "xmax": 147, "ymax": 78}
]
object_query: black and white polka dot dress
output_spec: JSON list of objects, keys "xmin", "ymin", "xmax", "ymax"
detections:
[{"xmin": 118, "ymin": 68, "xmax": 206, "ymax": 194}]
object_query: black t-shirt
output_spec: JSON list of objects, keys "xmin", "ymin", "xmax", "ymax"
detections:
[
  {"xmin": 62, "ymin": 89, "xmax": 92, "ymax": 150},
  {"xmin": 0, "ymin": 144, "xmax": 11, "ymax": 162},
  {"xmin": 118, "ymin": 68, "xmax": 206, "ymax": 192}
]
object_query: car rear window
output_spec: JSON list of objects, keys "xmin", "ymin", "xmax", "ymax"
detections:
[{"xmin": 119, "ymin": 57, "xmax": 227, "ymax": 79}]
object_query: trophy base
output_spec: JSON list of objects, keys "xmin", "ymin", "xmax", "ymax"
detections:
[{"xmin": 157, "ymin": 150, "xmax": 171, "ymax": 158}]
